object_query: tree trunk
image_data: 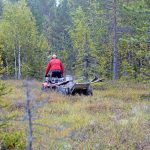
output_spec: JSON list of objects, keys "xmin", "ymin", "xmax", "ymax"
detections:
[
  {"xmin": 112, "ymin": 0, "xmax": 118, "ymax": 80},
  {"xmin": 5, "ymin": 58, "xmax": 9, "ymax": 76},
  {"xmin": 83, "ymin": 34, "xmax": 89, "ymax": 80},
  {"xmin": 18, "ymin": 45, "xmax": 21, "ymax": 79},
  {"xmin": 26, "ymin": 81, "xmax": 33, "ymax": 150},
  {"xmin": 14, "ymin": 49, "xmax": 17, "ymax": 79}
]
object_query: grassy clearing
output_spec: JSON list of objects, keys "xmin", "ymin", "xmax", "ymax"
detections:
[{"xmin": 0, "ymin": 80, "xmax": 150, "ymax": 149}]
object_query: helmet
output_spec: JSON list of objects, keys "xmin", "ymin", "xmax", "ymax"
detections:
[{"xmin": 52, "ymin": 54, "xmax": 57, "ymax": 58}]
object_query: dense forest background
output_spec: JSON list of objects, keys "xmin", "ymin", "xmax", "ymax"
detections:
[{"xmin": 0, "ymin": 0, "xmax": 149, "ymax": 81}]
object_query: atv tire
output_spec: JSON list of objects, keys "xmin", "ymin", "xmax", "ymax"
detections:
[{"xmin": 86, "ymin": 86, "xmax": 93, "ymax": 96}]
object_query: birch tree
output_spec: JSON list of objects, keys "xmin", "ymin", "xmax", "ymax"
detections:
[{"xmin": 0, "ymin": 0, "xmax": 48, "ymax": 79}]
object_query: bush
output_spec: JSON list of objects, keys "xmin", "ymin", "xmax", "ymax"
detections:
[{"xmin": 0, "ymin": 131, "xmax": 26, "ymax": 150}]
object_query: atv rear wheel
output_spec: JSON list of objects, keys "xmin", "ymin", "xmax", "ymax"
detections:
[{"xmin": 86, "ymin": 86, "xmax": 93, "ymax": 96}]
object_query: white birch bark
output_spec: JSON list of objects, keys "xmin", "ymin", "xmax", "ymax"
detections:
[
  {"xmin": 14, "ymin": 49, "xmax": 17, "ymax": 79},
  {"xmin": 18, "ymin": 45, "xmax": 21, "ymax": 79}
]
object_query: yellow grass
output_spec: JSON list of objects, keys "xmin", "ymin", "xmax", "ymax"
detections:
[{"xmin": 1, "ymin": 80, "xmax": 150, "ymax": 149}]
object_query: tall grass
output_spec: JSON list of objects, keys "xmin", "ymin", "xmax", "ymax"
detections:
[{"xmin": 1, "ymin": 80, "xmax": 150, "ymax": 149}]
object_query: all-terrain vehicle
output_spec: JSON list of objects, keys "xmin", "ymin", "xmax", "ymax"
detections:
[{"xmin": 42, "ymin": 75, "xmax": 102, "ymax": 96}]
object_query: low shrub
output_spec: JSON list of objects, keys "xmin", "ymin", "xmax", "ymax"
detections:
[{"xmin": 0, "ymin": 131, "xmax": 26, "ymax": 150}]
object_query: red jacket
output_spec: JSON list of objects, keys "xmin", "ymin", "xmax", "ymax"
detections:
[{"xmin": 45, "ymin": 58, "xmax": 64, "ymax": 76}]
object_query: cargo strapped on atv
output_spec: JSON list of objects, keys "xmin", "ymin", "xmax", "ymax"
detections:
[{"xmin": 42, "ymin": 75, "xmax": 103, "ymax": 95}]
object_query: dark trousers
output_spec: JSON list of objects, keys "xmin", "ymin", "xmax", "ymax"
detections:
[{"xmin": 51, "ymin": 70, "xmax": 62, "ymax": 78}]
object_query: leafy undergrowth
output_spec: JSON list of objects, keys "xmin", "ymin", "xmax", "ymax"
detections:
[{"xmin": 1, "ymin": 80, "xmax": 150, "ymax": 150}]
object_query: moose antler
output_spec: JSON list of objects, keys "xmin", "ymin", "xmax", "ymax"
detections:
[
  {"xmin": 90, "ymin": 76, "xmax": 98, "ymax": 82},
  {"xmin": 90, "ymin": 75, "xmax": 104, "ymax": 83}
]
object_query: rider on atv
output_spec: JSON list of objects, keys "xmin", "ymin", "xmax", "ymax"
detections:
[{"xmin": 45, "ymin": 54, "xmax": 64, "ymax": 78}]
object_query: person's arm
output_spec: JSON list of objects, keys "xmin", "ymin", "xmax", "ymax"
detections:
[{"xmin": 45, "ymin": 61, "xmax": 51, "ymax": 76}]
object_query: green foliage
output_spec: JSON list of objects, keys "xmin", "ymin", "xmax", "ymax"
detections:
[
  {"xmin": 0, "ymin": 81, "xmax": 25, "ymax": 149},
  {"xmin": 118, "ymin": 1, "xmax": 150, "ymax": 81},
  {"xmin": 0, "ymin": 54, "xmax": 5, "ymax": 76},
  {"xmin": 0, "ymin": 0, "xmax": 149, "ymax": 80},
  {"xmin": 0, "ymin": 0, "xmax": 48, "ymax": 79},
  {"xmin": 0, "ymin": 0, "xmax": 3, "ymax": 16},
  {"xmin": 69, "ymin": 6, "xmax": 97, "ymax": 78},
  {"xmin": 0, "ymin": 81, "xmax": 7, "ymax": 99},
  {"xmin": 0, "ymin": 80, "xmax": 13, "ymax": 128},
  {"xmin": 0, "ymin": 54, "xmax": 7, "ymax": 102},
  {"xmin": 0, "ymin": 131, "xmax": 26, "ymax": 150}
]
